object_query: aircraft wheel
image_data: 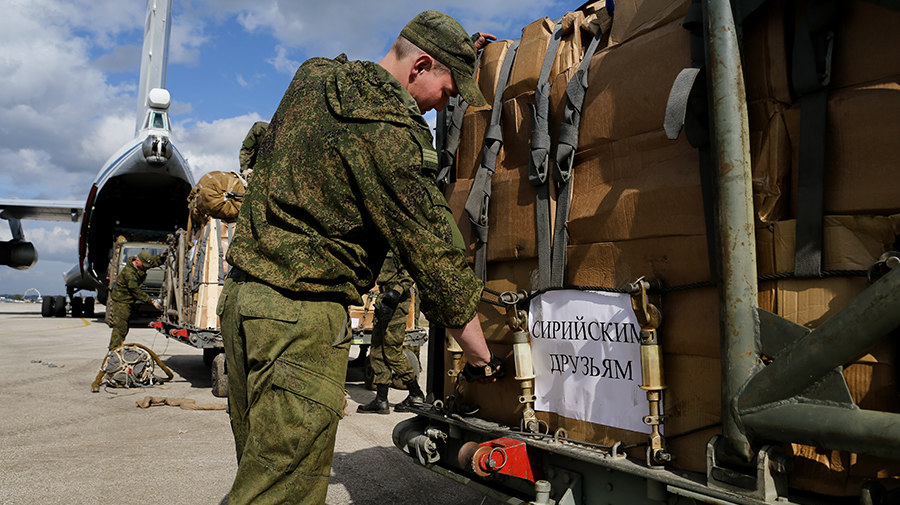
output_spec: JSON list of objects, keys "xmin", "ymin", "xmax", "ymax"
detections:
[
  {"xmin": 211, "ymin": 353, "xmax": 228, "ymax": 398},
  {"xmin": 84, "ymin": 297, "xmax": 95, "ymax": 317},
  {"xmin": 41, "ymin": 297, "xmax": 54, "ymax": 317},
  {"xmin": 71, "ymin": 297, "xmax": 83, "ymax": 318},
  {"xmin": 53, "ymin": 296, "xmax": 67, "ymax": 317}
]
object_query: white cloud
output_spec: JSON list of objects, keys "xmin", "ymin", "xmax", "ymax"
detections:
[
  {"xmin": 177, "ymin": 113, "xmax": 268, "ymax": 178},
  {"xmin": 170, "ymin": 17, "xmax": 210, "ymax": 66},
  {"xmin": 267, "ymin": 45, "xmax": 301, "ymax": 75}
]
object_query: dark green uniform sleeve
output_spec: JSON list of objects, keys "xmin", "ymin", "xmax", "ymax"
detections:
[
  {"xmin": 122, "ymin": 263, "xmax": 153, "ymax": 304},
  {"xmin": 343, "ymin": 121, "xmax": 481, "ymax": 328},
  {"xmin": 240, "ymin": 121, "xmax": 269, "ymax": 172}
]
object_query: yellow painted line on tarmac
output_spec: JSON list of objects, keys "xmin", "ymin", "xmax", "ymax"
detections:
[{"xmin": 0, "ymin": 318, "xmax": 91, "ymax": 335}]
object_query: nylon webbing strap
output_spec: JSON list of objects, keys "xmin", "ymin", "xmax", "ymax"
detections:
[
  {"xmin": 550, "ymin": 27, "xmax": 604, "ymax": 288},
  {"xmin": 664, "ymin": 68, "xmax": 701, "ymax": 141},
  {"xmin": 529, "ymin": 21, "xmax": 564, "ymax": 290},
  {"xmin": 437, "ymin": 97, "xmax": 466, "ymax": 188},
  {"xmin": 792, "ymin": 0, "xmax": 837, "ymax": 278},
  {"xmin": 438, "ymin": 51, "xmax": 484, "ymax": 189},
  {"xmin": 464, "ymin": 40, "xmax": 520, "ymax": 281}
]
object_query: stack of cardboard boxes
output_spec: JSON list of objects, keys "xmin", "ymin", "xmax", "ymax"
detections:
[{"xmin": 441, "ymin": 0, "xmax": 900, "ymax": 495}]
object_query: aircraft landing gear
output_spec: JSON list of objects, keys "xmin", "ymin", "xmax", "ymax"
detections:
[{"xmin": 40, "ymin": 295, "xmax": 68, "ymax": 318}]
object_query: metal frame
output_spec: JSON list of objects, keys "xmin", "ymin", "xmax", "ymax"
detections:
[{"xmin": 707, "ymin": 0, "xmax": 900, "ymax": 466}]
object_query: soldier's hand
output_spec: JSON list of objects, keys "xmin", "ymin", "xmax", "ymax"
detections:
[
  {"xmin": 461, "ymin": 352, "xmax": 504, "ymax": 383},
  {"xmin": 471, "ymin": 32, "xmax": 497, "ymax": 50},
  {"xmin": 151, "ymin": 300, "xmax": 163, "ymax": 311}
]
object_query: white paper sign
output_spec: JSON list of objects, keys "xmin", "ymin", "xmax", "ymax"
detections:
[{"xmin": 529, "ymin": 290, "xmax": 651, "ymax": 434}]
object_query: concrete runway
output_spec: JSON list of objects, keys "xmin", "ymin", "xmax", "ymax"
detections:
[{"xmin": 0, "ymin": 302, "xmax": 500, "ymax": 505}]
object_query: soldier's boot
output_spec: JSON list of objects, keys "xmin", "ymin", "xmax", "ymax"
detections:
[
  {"xmin": 394, "ymin": 379, "xmax": 425, "ymax": 413},
  {"xmin": 357, "ymin": 384, "xmax": 390, "ymax": 414}
]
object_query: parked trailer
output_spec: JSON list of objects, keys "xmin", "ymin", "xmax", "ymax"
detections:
[
  {"xmin": 152, "ymin": 220, "xmax": 233, "ymax": 396},
  {"xmin": 393, "ymin": 1, "xmax": 900, "ymax": 504},
  {"xmin": 151, "ymin": 171, "xmax": 245, "ymax": 397}
]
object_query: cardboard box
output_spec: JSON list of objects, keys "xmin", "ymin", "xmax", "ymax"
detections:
[
  {"xmin": 567, "ymin": 129, "xmax": 707, "ymax": 244},
  {"xmin": 474, "ymin": 39, "xmax": 514, "ymax": 106},
  {"xmin": 608, "ymin": 0, "xmax": 691, "ymax": 46},
  {"xmin": 500, "ymin": 91, "xmax": 535, "ymax": 171},
  {"xmin": 445, "ymin": 165, "xmax": 543, "ymax": 264},
  {"xmin": 773, "ymin": 216, "xmax": 900, "ymax": 274},
  {"xmin": 565, "ymin": 226, "xmax": 775, "ymax": 360},
  {"xmin": 504, "ymin": 17, "xmax": 555, "ymax": 101},
  {"xmin": 579, "ymin": 20, "xmax": 692, "ymax": 152},
  {"xmin": 485, "ymin": 165, "xmax": 540, "ymax": 262},
  {"xmin": 742, "ymin": 0, "xmax": 792, "ymax": 104},
  {"xmin": 456, "ymin": 107, "xmax": 493, "ymax": 182},
  {"xmin": 748, "ymin": 99, "xmax": 791, "ymax": 224},
  {"xmin": 787, "ymin": 76, "xmax": 900, "ymax": 216},
  {"xmin": 817, "ymin": 0, "xmax": 900, "ymax": 90},
  {"xmin": 504, "ymin": 12, "xmax": 587, "ymax": 101}
]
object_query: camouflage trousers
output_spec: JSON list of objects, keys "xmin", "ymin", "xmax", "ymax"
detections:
[
  {"xmin": 106, "ymin": 299, "xmax": 132, "ymax": 350},
  {"xmin": 369, "ymin": 291, "xmax": 413, "ymax": 386},
  {"xmin": 219, "ymin": 276, "xmax": 351, "ymax": 505}
]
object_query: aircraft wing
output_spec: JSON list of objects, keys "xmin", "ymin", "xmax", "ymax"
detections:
[{"xmin": 0, "ymin": 199, "xmax": 84, "ymax": 223}]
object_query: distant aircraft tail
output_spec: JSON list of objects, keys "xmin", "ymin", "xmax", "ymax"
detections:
[{"xmin": 134, "ymin": 0, "xmax": 173, "ymax": 135}]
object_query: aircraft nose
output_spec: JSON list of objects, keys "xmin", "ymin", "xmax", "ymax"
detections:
[{"xmin": 142, "ymin": 135, "xmax": 172, "ymax": 165}]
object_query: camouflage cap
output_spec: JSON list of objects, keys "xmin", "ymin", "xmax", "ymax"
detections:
[
  {"xmin": 401, "ymin": 10, "xmax": 486, "ymax": 107},
  {"xmin": 137, "ymin": 250, "xmax": 153, "ymax": 264}
]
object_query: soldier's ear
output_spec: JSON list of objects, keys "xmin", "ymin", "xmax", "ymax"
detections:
[{"xmin": 411, "ymin": 54, "xmax": 434, "ymax": 79}]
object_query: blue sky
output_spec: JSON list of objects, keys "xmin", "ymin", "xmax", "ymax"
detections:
[{"xmin": 0, "ymin": 0, "xmax": 574, "ymax": 297}]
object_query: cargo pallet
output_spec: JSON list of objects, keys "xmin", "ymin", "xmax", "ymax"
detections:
[{"xmin": 392, "ymin": 1, "xmax": 900, "ymax": 504}]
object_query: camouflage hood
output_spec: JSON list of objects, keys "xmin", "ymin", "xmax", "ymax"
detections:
[{"xmin": 325, "ymin": 56, "xmax": 427, "ymax": 129}]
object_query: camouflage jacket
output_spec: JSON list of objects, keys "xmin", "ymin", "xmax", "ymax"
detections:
[
  {"xmin": 239, "ymin": 121, "xmax": 269, "ymax": 172},
  {"xmin": 377, "ymin": 252, "xmax": 414, "ymax": 296},
  {"xmin": 110, "ymin": 255, "xmax": 162, "ymax": 305},
  {"xmin": 227, "ymin": 55, "xmax": 481, "ymax": 328}
]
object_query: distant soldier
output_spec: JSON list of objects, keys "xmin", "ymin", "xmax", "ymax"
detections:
[
  {"xmin": 239, "ymin": 121, "xmax": 269, "ymax": 182},
  {"xmin": 358, "ymin": 252, "xmax": 424, "ymax": 414},
  {"xmin": 105, "ymin": 249, "xmax": 165, "ymax": 351}
]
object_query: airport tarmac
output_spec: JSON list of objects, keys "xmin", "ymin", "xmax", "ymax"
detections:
[{"xmin": 0, "ymin": 302, "xmax": 500, "ymax": 505}]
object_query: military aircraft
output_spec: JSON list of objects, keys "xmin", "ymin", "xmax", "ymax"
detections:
[{"xmin": 0, "ymin": 0, "xmax": 194, "ymax": 317}]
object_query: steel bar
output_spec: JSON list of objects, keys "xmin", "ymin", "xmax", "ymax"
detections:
[
  {"xmin": 739, "ymin": 265, "xmax": 900, "ymax": 410},
  {"xmin": 742, "ymin": 404, "xmax": 900, "ymax": 461},
  {"xmin": 706, "ymin": 0, "xmax": 758, "ymax": 463}
]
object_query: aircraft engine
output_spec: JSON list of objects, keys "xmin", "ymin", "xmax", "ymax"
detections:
[
  {"xmin": 0, "ymin": 240, "xmax": 38, "ymax": 270},
  {"xmin": 142, "ymin": 135, "xmax": 172, "ymax": 164}
]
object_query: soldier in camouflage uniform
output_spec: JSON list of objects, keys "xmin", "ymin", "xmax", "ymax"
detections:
[
  {"xmin": 219, "ymin": 11, "xmax": 504, "ymax": 505},
  {"xmin": 357, "ymin": 252, "xmax": 422, "ymax": 414},
  {"xmin": 106, "ymin": 249, "xmax": 165, "ymax": 351},
  {"xmin": 239, "ymin": 121, "xmax": 268, "ymax": 182}
]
